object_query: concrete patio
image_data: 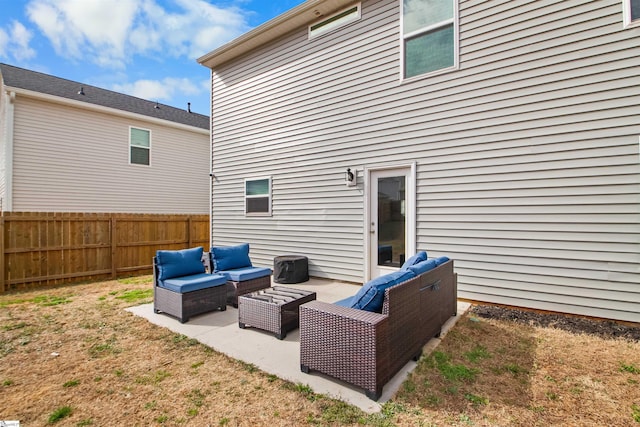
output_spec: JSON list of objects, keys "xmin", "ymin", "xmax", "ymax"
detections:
[{"xmin": 127, "ymin": 278, "xmax": 470, "ymax": 413}]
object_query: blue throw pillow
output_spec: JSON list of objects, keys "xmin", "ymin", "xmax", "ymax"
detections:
[
  {"xmin": 156, "ymin": 247, "xmax": 205, "ymax": 281},
  {"xmin": 401, "ymin": 251, "xmax": 428, "ymax": 270},
  {"xmin": 407, "ymin": 259, "xmax": 437, "ymax": 275},
  {"xmin": 349, "ymin": 269, "xmax": 416, "ymax": 313},
  {"xmin": 211, "ymin": 243, "xmax": 252, "ymax": 271}
]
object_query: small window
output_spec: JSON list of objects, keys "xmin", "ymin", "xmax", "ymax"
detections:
[
  {"xmin": 623, "ymin": 0, "xmax": 640, "ymax": 26},
  {"xmin": 245, "ymin": 177, "xmax": 271, "ymax": 216},
  {"xmin": 130, "ymin": 127, "xmax": 150, "ymax": 166},
  {"xmin": 309, "ymin": 3, "xmax": 361, "ymax": 39},
  {"xmin": 402, "ymin": 0, "xmax": 458, "ymax": 79}
]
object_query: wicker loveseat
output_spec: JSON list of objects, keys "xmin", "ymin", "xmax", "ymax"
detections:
[{"xmin": 299, "ymin": 254, "xmax": 457, "ymax": 400}]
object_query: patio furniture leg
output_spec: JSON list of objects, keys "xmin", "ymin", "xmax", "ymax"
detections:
[{"xmin": 365, "ymin": 388, "xmax": 382, "ymax": 401}]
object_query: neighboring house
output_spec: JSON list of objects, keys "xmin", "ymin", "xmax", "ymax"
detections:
[
  {"xmin": 198, "ymin": 0, "xmax": 640, "ymax": 322},
  {"xmin": 0, "ymin": 63, "xmax": 210, "ymax": 214}
]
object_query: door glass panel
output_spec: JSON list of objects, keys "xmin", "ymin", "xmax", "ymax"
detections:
[{"xmin": 377, "ymin": 176, "xmax": 406, "ymax": 267}]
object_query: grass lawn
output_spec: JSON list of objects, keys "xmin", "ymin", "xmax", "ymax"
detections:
[{"xmin": 1, "ymin": 277, "xmax": 639, "ymax": 426}]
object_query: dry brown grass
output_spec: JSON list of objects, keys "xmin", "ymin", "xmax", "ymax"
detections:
[
  {"xmin": 1, "ymin": 277, "xmax": 639, "ymax": 426},
  {"xmin": 396, "ymin": 314, "xmax": 640, "ymax": 426}
]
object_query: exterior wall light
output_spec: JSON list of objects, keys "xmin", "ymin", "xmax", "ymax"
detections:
[{"xmin": 345, "ymin": 168, "xmax": 356, "ymax": 187}]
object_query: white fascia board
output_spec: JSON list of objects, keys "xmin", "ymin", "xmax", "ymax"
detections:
[{"xmin": 197, "ymin": 0, "xmax": 355, "ymax": 69}]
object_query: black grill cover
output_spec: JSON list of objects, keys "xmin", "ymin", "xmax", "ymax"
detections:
[{"xmin": 273, "ymin": 255, "xmax": 309, "ymax": 284}]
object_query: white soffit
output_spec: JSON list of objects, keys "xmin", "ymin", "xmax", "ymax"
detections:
[{"xmin": 197, "ymin": 0, "xmax": 355, "ymax": 69}]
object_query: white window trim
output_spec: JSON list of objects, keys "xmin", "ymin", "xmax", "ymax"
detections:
[
  {"xmin": 244, "ymin": 176, "xmax": 272, "ymax": 217},
  {"xmin": 400, "ymin": 0, "xmax": 460, "ymax": 82},
  {"xmin": 308, "ymin": 3, "xmax": 361, "ymax": 39},
  {"xmin": 129, "ymin": 126, "xmax": 151, "ymax": 167},
  {"xmin": 623, "ymin": 0, "xmax": 640, "ymax": 28}
]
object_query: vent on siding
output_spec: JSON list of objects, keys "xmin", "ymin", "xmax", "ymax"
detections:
[{"xmin": 309, "ymin": 3, "xmax": 361, "ymax": 39}]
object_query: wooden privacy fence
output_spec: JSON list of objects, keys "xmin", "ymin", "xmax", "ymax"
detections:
[{"xmin": 0, "ymin": 212, "xmax": 210, "ymax": 293}]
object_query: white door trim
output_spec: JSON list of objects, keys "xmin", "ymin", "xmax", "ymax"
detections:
[{"xmin": 364, "ymin": 162, "xmax": 416, "ymax": 281}]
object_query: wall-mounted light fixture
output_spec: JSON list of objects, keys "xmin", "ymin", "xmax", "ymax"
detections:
[{"xmin": 345, "ymin": 168, "xmax": 356, "ymax": 187}]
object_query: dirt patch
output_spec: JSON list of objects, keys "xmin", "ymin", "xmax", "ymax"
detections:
[{"xmin": 470, "ymin": 304, "xmax": 640, "ymax": 341}]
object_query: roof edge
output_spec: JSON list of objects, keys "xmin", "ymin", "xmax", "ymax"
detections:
[
  {"xmin": 5, "ymin": 85, "xmax": 210, "ymax": 135},
  {"xmin": 197, "ymin": 0, "xmax": 355, "ymax": 69}
]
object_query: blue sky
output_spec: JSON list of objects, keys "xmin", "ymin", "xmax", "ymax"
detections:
[{"xmin": 0, "ymin": 0, "xmax": 306, "ymax": 115}]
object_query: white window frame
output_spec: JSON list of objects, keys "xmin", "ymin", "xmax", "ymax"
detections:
[
  {"xmin": 400, "ymin": 0, "xmax": 460, "ymax": 82},
  {"xmin": 129, "ymin": 126, "xmax": 151, "ymax": 166},
  {"xmin": 309, "ymin": 3, "xmax": 361, "ymax": 39},
  {"xmin": 623, "ymin": 0, "xmax": 640, "ymax": 27},
  {"xmin": 244, "ymin": 177, "xmax": 272, "ymax": 217}
]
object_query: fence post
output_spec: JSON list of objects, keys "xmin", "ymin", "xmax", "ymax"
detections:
[
  {"xmin": 111, "ymin": 215, "xmax": 117, "ymax": 279},
  {"xmin": 188, "ymin": 216, "xmax": 193, "ymax": 247},
  {"xmin": 0, "ymin": 214, "xmax": 5, "ymax": 293}
]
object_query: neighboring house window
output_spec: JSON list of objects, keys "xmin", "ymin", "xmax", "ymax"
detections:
[
  {"xmin": 245, "ymin": 177, "xmax": 271, "ymax": 216},
  {"xmin": 130, "ymin": 127, "xmax": 150, "ymax": 166},
  {"xmin": 309, "ymin": 3, "xmax": 361, "ymax": 39},
  {"xmin": 623, "ymin": 0, "xmax": 640, "ymax": 26},
  {"xmin": 402, "ymin": 0, "xmax": 458, "ymax": 79}
]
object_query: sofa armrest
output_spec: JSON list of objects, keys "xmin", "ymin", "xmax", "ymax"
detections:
[{"xmin": 299, "ymin": 301, "xmax": 390, "ymax": 399}]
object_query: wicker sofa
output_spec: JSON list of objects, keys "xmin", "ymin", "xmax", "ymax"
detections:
[{"xmin": 299, "ymin": 256, "xmax": 457, "ymax": 400}]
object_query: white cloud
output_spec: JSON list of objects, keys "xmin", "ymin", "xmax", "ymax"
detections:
[
  {"xmin": 112, "ymin": 77, "xmax": 202, "ymax": 102},
  {"xmin": 26, "ymin": 0, "xmax": 249, "ymax": 68},
  {"xmin": 26, "ymin": 0, "xmax": 139, "ymax": 68},
  {"xmin": 0, "ymin": 20, "xmax": 36, "ymax": 61},
  {"xmin": 10, "ymin": 21, "xmax": 37, "ymax": 60}
]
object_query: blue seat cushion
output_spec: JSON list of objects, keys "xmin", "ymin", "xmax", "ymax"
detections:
[
  {"xmin": 160, "ymin": 273, "xmax": 226, "ymax": 293},
  {"xmin": 400, "ymin": 251, "xmax": 428, "ymax": 270},
  {"xmin": 349, "ymin": 269, "xmax": 416, "ymax": 313},
  {"xmin": 156, "ymin": 247, "xmax": 205, "ymax": 281},
  {"xmin": 434, "ymin": 256, "xmax": 450, "ymax": 266},
  {"xmin": 407, "ymin": 258, "xmax": 437, "ymax": 275},
  {"xmin": 211, "ymin": 243, "xmax": 252, "ymax": 272},
  {"xmin": 222, "ymin": 266, "xmax": 272, "ymax": 282}
]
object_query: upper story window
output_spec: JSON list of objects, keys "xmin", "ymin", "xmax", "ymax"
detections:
[
  {"xmin": 402, "ymin": 0, "xmax": 458, "ymax": 79},
  {"xmin": 623, "ymin": 0, "xmax": 640, "ymax": 27},
  {"xmin": 130, "ymin": 127, "xmax": 151, "ymax": 166},
  {"xmin": 245, "ymin": 177, "xmax": 271, "ymax": 216},
  {"xmin": 309, "ymin": 3, "xmax": 361, "ymax": 39}
]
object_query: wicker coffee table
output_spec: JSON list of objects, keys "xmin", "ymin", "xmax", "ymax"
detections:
[{"xmin": 238, "ymin": 286, "xmax": 316, "ymax": 339}]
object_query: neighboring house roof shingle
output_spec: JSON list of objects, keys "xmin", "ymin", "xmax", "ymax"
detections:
[{"xmin": 0, "ymin": 63, "xmax": 209, "ymax": 130}]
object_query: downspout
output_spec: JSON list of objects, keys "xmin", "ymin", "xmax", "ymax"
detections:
[
  {"xmin": 3, "ymin": 91, "xmax": 15, "ymax": 212},
  {"xmin": 208, "ymin": 69, "xmax": 214, "ymax": 251}
]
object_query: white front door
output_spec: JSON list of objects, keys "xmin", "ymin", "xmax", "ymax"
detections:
[{"xmin": 367, "ymin": 165, "xmax": 416, "ymax": 279}]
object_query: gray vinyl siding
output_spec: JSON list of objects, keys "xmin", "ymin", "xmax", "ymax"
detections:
[
  {"xmin": 210, "ymin": 0, "xmax": 640, "ymax": 322},
  {"xmin": 0, "ymin": 85, "xmax": 7, "ymax": 209},
  {"xmin": 11, "ymin": 96, "xmax": 209, "ymax": 213}
]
